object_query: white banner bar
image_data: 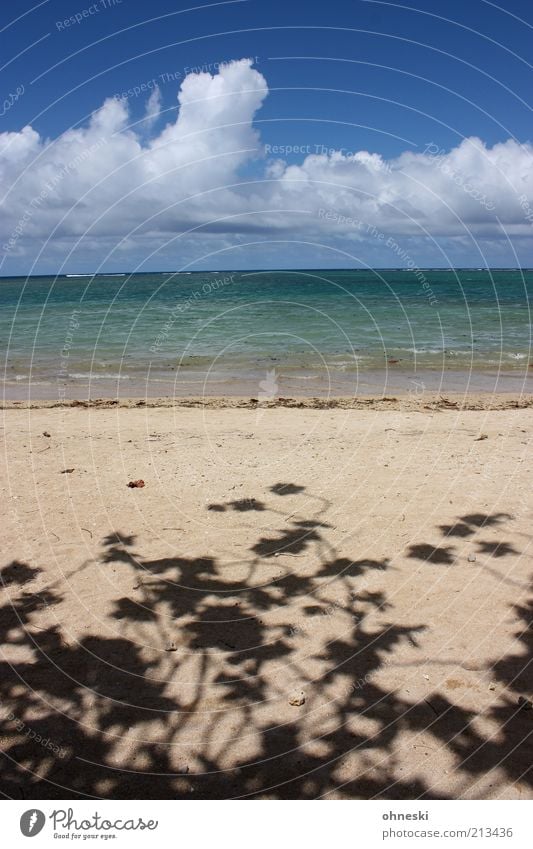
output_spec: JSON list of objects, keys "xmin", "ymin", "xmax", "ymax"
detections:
[{"xmin": 3, "ymin": 799, "xmax": 532, "ymax": 848}]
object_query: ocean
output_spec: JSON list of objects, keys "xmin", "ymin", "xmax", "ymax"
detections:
[{"xmin": 1, "ymin": 268, "xmax": 532, "ymax": 399}]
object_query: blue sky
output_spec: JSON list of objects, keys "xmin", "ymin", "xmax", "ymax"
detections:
[{"xmin": 2, "ymin": 0, "xmax": 533, "ymax": 272}]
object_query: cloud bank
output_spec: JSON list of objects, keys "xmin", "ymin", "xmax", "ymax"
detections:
[{"xmin": 1, "ymin": 58, "xmax": 533, "ymax": 271}]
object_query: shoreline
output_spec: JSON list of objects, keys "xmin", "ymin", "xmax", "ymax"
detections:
[
  {"xmin": 1, "ymin": 392, "xmax": 533, "ymax": 410},
  {"xmin": 3, "ymin": 366, "xmax": 533, "ymax": 403}
]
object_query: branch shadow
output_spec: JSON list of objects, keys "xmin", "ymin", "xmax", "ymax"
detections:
[{"xmin": 1, "ymin": 497, "xmax": 530, "ymax": 799}]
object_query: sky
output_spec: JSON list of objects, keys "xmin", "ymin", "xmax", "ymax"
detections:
[{"xmin": 1, "ymin": 0, "xmax": 533, "ymax": 273}]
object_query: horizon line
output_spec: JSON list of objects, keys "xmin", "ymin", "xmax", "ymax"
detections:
[{"xmin": 1, "ymin": 266, "xmax": 532, "ymax": 279}]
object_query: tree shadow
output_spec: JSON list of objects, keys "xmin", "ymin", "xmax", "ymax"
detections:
[
  {"xmin": 0, "ymin": 561, "xmax": 42, "ymax": 587},
  {"xmin": 208, "ymin": 498, "xmax": 266, "ymax": 512},
  {"xmin": 270, "ymin": 483, "xmax": 305, "ymax": 496},
  {"xmin": 438, "ymin": 522, "xmax": 474, "ymax": 538},
  {"xmin": 0, "ymin": 499, "xmax": 530, "ymax": 799},
  {"xmin": 407, "ymin": 543, "xmax": 456, "ymax": 565}
]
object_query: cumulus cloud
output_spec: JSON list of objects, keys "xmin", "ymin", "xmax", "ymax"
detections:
[
  {"xmin": 143, "ymin": 84, "xmax": 162, "ymax": 128},
  {"xmin": 1, "ymin": 57, "xmax": 533, "ymax": 271}
]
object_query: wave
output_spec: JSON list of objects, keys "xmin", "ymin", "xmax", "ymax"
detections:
[{"xmin": 67, "ymin": 373, "xmax": 134, "ymax": 380}]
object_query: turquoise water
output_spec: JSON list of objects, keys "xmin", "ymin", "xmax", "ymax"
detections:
[{"xmin": 1, "ymin": 269, "xmax": 532, "ymax": 398}]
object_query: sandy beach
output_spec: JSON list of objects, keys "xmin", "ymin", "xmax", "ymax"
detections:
[{"xmin": 1, "ymin": 398, "xmax": 532, "ymax": 799}]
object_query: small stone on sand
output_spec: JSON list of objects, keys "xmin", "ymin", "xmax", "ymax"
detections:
[{"xmin": 289, "ymin": 691, "xmax": 305, "ymax": 706}]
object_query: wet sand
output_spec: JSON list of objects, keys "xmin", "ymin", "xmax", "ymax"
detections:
[{"xmin": 3, "ymin": 365, "xmax": 533, "ymax": 402}]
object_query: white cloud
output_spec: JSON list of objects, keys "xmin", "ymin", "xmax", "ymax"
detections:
[
  {"xmin": 1, "ymin": 57, "xmax": 533, "ymax": 271},
  {"xmin": 143, "ymin": 84, "xmax": 162, "ymax": 128}
]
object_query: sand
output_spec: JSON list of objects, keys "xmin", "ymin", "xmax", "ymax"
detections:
[{"xmin": 1, "ymin": 399, "xmax": 532, "ymax": 799}]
